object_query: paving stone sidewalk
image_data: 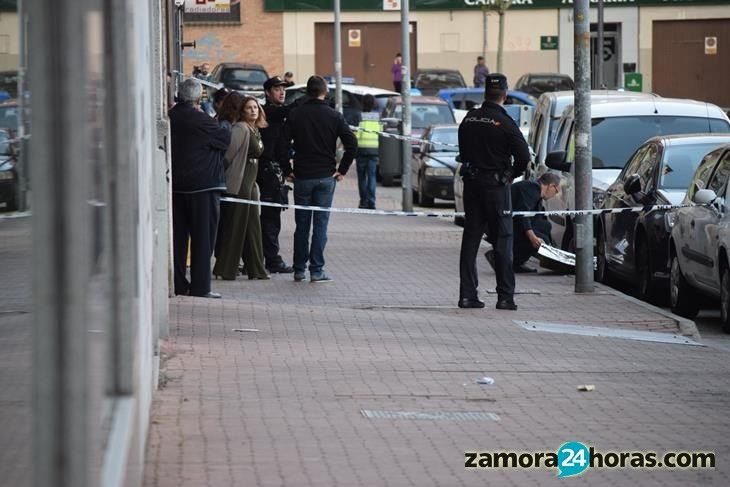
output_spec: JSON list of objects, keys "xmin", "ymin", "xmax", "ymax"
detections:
[{"xmin": 144, "ymin": 179, "xmax": 730, "ymax": 486}]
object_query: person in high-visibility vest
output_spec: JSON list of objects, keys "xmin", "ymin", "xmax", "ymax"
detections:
[{"xmin": 356, "ymin": 94, "xmax": 381, "ymax": 209}]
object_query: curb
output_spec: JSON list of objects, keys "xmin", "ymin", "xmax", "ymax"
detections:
[{"xmin": 594, "ymin": 281, "xmax": 701, "ymax": 341}]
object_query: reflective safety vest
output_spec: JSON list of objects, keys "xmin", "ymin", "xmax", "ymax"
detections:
[{"xmin": 357, "ymin": 112, "xmax": 381, "ymax": 150}]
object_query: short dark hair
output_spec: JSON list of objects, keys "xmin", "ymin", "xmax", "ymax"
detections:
[
  {"xmin": 538, "ymin": 172, "xmax": 561, "ymax": 186},
  {"xmin": 362, "ymin": 94, "xmax": 377, "ymax": 112},
  {"xmin": 477, "ymin": 56, "xmax": 484, "ymax": 61},
  {"xmin": 484, "ymin": 89, "xmax": 506, "ymax": 103},
  {"xmin": 306, "ymin": 75, "xmax": 328, "ymax": 97}
]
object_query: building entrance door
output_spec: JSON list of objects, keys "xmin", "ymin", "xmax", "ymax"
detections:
[
  {"xmin": 315, "ymin": 22, "xmax": 417, "ymax": 90},
  {"xmin": 590, "ymin": 23, "xmax": 621, "ymax": 89}
]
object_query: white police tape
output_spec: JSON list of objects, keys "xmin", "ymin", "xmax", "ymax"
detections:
[
  {"xmin": 348, "ymin": 124, "xmax": 460, "ymax": 150},
  {"xmin": 221, "ymin": 196, "xmax": 703, "ymax": 219},
  {"xmin": 508, "ymin": 203, "xmax": 701, "ymax": 217},
  {"xmin": 221, "ymin": 196, "xmax": 464, "ymax": 218}
]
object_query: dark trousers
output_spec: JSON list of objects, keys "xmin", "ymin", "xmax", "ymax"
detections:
[
  {"xmin": 514, "ymin": 218, "xmax": 551, "ymax": 266},
  {"xmin": 261, "ymin": 205, "xmax": 285, "ymax": 269},
  {"xmin": 173, "ymin": 190, "xmax": 221, "ymax": 296},
  {"xmin": 459, "ymin": 180, "xmax": 514, "ymax": 301}
]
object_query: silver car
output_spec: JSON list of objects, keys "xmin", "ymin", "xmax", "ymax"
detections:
[
  {"xmin": 544, "ymin": 97, "xmax": 730, "ymax": 251},
  {"xmin": 668, "ymin": 144, "xmax": 730, "ymax": 329}
]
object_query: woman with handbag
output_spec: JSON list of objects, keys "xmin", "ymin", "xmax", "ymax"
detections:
[{"xmin": 213, "ymin": 93, "xmax": 270, "ymax": 280}]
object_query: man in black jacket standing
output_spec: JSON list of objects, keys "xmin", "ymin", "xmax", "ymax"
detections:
[
  {"xmin": 284, "ymin": 75, "xmax": 357, "ymax": 283},
  {"xmin": 169, "ymin": 78, "xmax": 231, "ymax": 298},
  {"xmin": 457, "ymin": 73, "xmax": 530, "ymax": 310},
  {"xmin": 258, "ymin": 76, "xmax": 294, "ymax": 274}
]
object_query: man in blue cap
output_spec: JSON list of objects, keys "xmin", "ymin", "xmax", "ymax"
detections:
[{"xmin": 457, "ymin": 73, "xmax": 530, "ymax": 310}]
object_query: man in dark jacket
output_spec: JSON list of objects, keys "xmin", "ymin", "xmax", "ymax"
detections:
[
  {"xmin": 258, "ymin": 76, "xmax": 294, "ymax": 274},
  {"xmin": 457, "ymin": 73, "xmax": 530, "ymax": 310},
  {"xmin": 169, "ymin": 78, "xmax": 231, "ymax": 298},
  {"xmin": 283, "ymin": 75, "xmax": 357, "ymax": 283},
  {"xmin": 486, "ymin": 172, "xmax": 560, "ymax": 274}
]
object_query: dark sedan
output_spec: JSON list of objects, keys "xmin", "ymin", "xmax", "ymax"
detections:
[
  {"xmin": 596, "ymin": 134, "xmax": 730, "ymax": 302},
  {"xmin": 0, "ymin": 129, "xmax": 18, "ymax": 211},
  {"xmin": 410, "ymin": 124, "xmax": 458, "ymax": 206}
]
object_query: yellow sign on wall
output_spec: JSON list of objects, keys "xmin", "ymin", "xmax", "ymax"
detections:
[
  {"xmin": 349, "ymin": 29, "xmax": 361, "ymax": 47},
  {"xmin": 705, "ymin": 36, "xmax": 718, "ymax": 55}
]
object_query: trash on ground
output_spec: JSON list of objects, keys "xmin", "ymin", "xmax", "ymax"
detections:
[
  {"xmin": 577, "ymin": 384, "xmax": 596, "ymax": 392},
  {"xmin": 233, "ymin": 328, "xmax": 259, "ymax": 332},
  {"xmin": 476, "ymin": 377, "xmax": 495, "ymax": 385}
]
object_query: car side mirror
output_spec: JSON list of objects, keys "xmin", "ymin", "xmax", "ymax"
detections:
[
  {"xmin": 545, "ymin": 151, "xmax": 570, "ymax": 172},
  {"xmin": 694, "ymin": 188, "xmax": 718, "ymax": 206},
  {"xmin": 623, "ymin": 174, "xmax": 642, "ymax": 195}
]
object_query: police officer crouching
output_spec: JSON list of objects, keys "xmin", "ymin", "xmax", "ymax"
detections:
[{"xmin": 457, "ymin": 73, "xmax": 530, "ymax": 310}]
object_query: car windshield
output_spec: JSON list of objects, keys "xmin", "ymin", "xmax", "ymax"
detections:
[
  {"xmin": 416, "ymin": 73, "xmax": 465, "ymax": 90},
  {"xmin": 527, "ymin": 76, "xmax": 574, "ymax": 95},
  {"xmin": 430, "ymin": 128, "xmax": 458, "ymax": 152},
  {"xmin": 394, "ymin": 104, "xmax": 455, "ymax": 128},
  {"xmin": 0, "ymin": 105, "xmax": 18, "ymax": 130},
  {"xmin": 659, "ymin": 142, "xmax": 727, "ymax": 190},
  {"xmin": 591, "ymin": 116, "xmax": 730, "ymax": 170},
  {"xmin": 223, "ymin": 69, "xmax": 268, "ymax": 85}
]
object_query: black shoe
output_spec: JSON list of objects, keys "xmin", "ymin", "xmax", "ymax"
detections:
[
  {"xmin": 458, "ymin": 298, "xmax": 485, "ymax": 309},
  {"xmin": 267, "ymin": 263, "xmax": 294, "ymax": 274},
  {"xmin": 484, "ymin": 250, "xmax": 496, "ymax": 271},
  {"xmin": 514, "ymin": 263, "xmax": 537, "ymax": 274},
  {"xmin": 367, "ymin": 203, "xmax": 376, "ymax": 210},
  {"xmin": 496, "ymin": 299, "xmax": 517, "ymax": 310},
  {"xmin": 191, "ymin": 291, "xmax": 222, "ymax": 299}
]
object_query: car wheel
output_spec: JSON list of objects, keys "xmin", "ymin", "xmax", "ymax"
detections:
[
  {"xmin": 670, "ymin": 253, "xmax": 699, "ymax": 319},
  {"xmin": 721, "ymin": 267, "xmax": 730, "ymax": 334},
  {"xmin": 595, "ymin": 227, "xmax": 609, "ymax": 284},
  {"xmin": 419, "ymin": 178, "xmax": 434, "ymax": 207},
  {"xmin": 636, "ymin": 239, "xmax": 658, "ymax": 303}
]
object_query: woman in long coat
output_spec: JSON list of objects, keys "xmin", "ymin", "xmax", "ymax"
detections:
[{"xmin": 213, "ymin": 94, "xmax": 269, "ymax": 280}]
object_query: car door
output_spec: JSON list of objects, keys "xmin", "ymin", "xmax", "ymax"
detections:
[
  {"xmin": 694, "ymin": 152, "xmax": 730, "ymax": 290},
  {"xmin": 544, "ymin": 117, "xmax": 575, "ymax": 247},
  {"xmin": 603, "ymin": 145, "xmax": 650, "ymax": 270},
  {"xmin": 675, "ymin": 149, "xmax": 724, "ymax": 283},
  {"xmin": 606, "ymin": 144, "xmax": 659, "ymax": 275},
  {"xmin": 684, "ymin": 153, "xmax": 730, "ymax": 288}
]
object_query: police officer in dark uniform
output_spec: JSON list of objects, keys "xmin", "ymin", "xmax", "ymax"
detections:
[
  {"xmin": 458, "ymin": 73, "xmax": 530, "ymax": 310},
  {"xmin": 258, "ymin": 76, "xmax": 294, "ymax": 273}
]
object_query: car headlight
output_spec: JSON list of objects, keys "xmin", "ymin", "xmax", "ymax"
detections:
[
  {"xmin": 0, "ymin": 171, "xmax": 14, "ymax": 181},
  {"xmin": 592, "ymin": 189, "xmax": 605, "ymax": 208},
  {"xmin": 424, "ymin": 167, "xmax": 453, "ymax": 177},
  {"xmin": 665, "ymin": 211, "xmax": 677, "ymax": 231}
]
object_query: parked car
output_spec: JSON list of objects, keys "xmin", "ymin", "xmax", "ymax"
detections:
[
  {"xmin": 543, "ymin": 97, "xmax": 730, "ymax": 251},
  {"xmin": 668, "ymin": 144, "xmax": 730, "ymax": 326},
  {"xmin": 284, "ymin": 83, "xmax": 398, "ymax": 124},
  {"xmin": 514, "ymin": 72, "xmax": 574, "ymax": 98},
  {"xmin": 410, "ymin": 124, "xmax": 459, "ymax": 206},
  {"xmin": 208, "ymin": 62, "xmax": 269, "ymax": 97},
  {"xmin": 528, "ymin": 90, "xmax": 655, "ymax": 177},
  {"xmin": 0, "ymin": 99, "xmax": 19, "ymax": 131},
  {"xmin": 596, "ymin": 134, "xmax": 730, "ymax": 302},
  {"xmin": 414, "ymin": 69, "xmax": 466, "ymax": 96},
  {"xmin": 379, "ymin": 95, "xmax": 456, "ymax": 186},
  {"xmin": 0, "ymin": 129, "xmax": 18, "ymax": 211},
  {"xmin": 438, "ymin": 88, "xmax": 536, "ymax": 138}
]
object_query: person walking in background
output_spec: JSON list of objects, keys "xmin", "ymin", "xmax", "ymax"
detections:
[
  {"xmin": 473, "ymin": 56, "xmax": 490, "ymax": 88},
  {"xmin": 258, "ymin": 76, "xmax": 294, "ymax": 274},
  {"xmin": 169, "ymin": 78, "xmax": 230, "ymax": 298},
  {"xmin": 283, "ymin": 71, "xmax": 295, "ymax": 87},
  {"xmin": 213, "ymin": 94, "xmax": 270, "ymax": 281},
  {"xmin": 283, "ymin": 75, "xmax": 358, "ymax": 283},
  {"xmin": 391, "ymin": 53, "xmax": 403, "ymax": 93},
  {"xmin": 355, "ymin": 94, "xmax": 380, "ymax": 209}
]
